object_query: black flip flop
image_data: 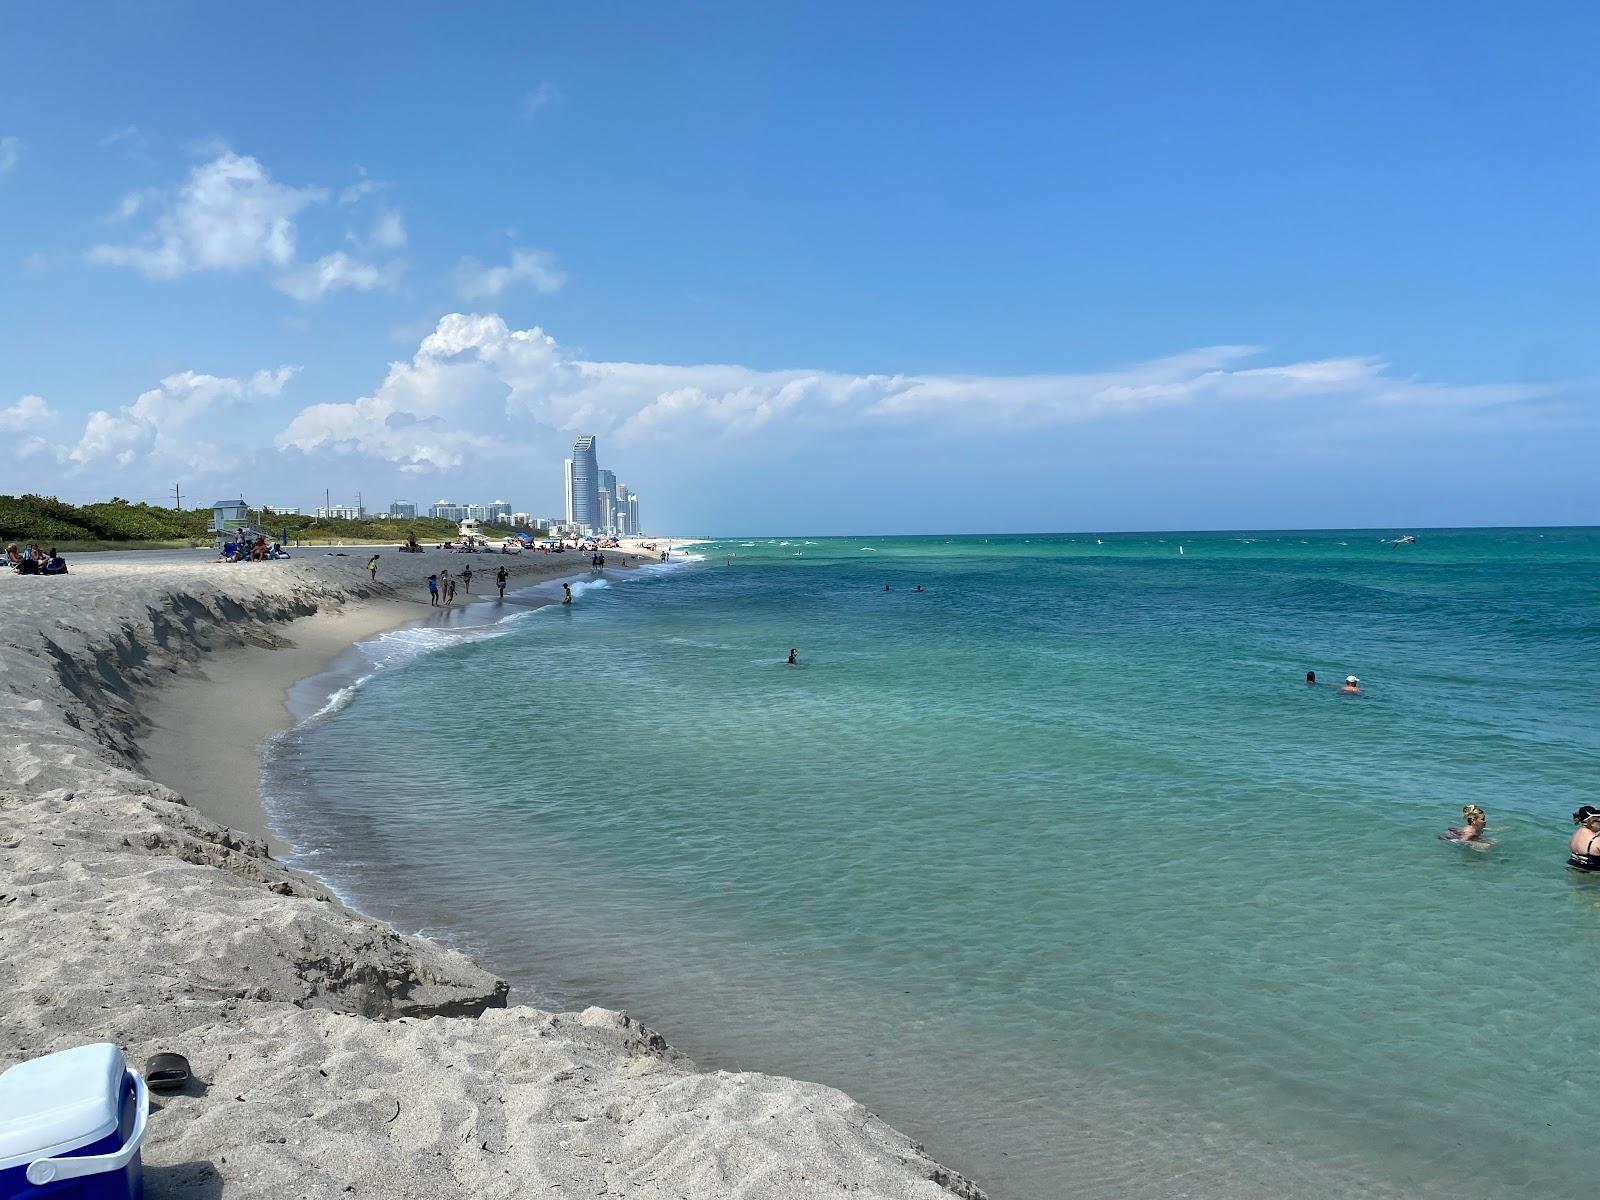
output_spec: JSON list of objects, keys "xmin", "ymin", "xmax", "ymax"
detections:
[{"xmin": 144, "ymin": 1052, "xmax": 191, "ymax": 1092}]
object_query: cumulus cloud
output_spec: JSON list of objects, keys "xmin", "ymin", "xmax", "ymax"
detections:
[
  {"xmin": 70, "ymin": 365, "xmax": 299, "ymax": 467},
  {"xmin": 0, "ymin": 394, "xmax": 56, "ymax": 431},
  {"xmin": 456, "ymin": 249, "xmax": 565, "ymax": 299},
  {"xmin": 88, "ymin": 152, "xmax": 324, "ymax": 278},
  {"xmin": 276, "ymin": 314, "xmax": 1549, "ymax": 476},
  {"xmin": 87, "ymin": 150, "xmax": 400, "ymax": 301},
  {"xmin": 0, "ymin": 135, "xmax": 22, "ymax": 175}
]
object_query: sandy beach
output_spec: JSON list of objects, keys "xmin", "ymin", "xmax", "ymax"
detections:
[{"xmin": 0, "ymin": 546, "xmax": 981, "ymax": 1200}]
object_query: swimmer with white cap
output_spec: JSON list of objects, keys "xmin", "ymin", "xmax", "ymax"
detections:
[{"xmin": 1340, "ymin": 675, "xmax": 1361, "ymax": 694}]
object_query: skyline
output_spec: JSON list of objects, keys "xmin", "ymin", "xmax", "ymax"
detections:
[{"xmin": 1, "ymin": 3, "xmax": 1595, "ymax": 534}]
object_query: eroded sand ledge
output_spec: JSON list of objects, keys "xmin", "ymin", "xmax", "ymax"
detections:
[{"xmin": 0, "ymin": 551, "xmax": 984, "ymax": 1199}]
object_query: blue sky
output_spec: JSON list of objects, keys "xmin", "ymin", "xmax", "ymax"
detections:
[{"xmin": 1, "ymin": 1, "xmax": 1594, "ymax": 533}]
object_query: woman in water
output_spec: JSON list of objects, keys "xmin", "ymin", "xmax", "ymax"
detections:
[
  {"xmin": 1442, "ymin": 804, "xmax": 1491, "ymax": 849},
  {"xmin": 1569, "ymin": 806, "xmax": 1600, "ymax": 872}
]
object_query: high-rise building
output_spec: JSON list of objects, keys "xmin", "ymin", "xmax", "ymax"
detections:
[
  {"xmin": 563, "ymin": 460, "xmax": 574, "ymax": 524},
  {"xmin": 429, "ymin": 500, "xmax": 469, "ymax": 521},
  {"xmin": 568, "ymin": 436, "xmax": 601, "ymax": 531},
  {"xmin": 389, "ymin": 501, "xmax": 416, "ymax": 518},
  {"xmin": 597, "ymin": 488, "xmax": 614, "ymax": 532},
  {"xmin": 627, "ymin": 493, "xmax": 639, "ymax": 535},
  {"xmin": 486, "ymin": 500, "xmax": 512, "ymax": 524}
]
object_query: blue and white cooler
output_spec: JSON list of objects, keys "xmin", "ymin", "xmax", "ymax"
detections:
[{"xmin": 0, "ymin": 1044, "xmax": 148, "ymax": 1200}]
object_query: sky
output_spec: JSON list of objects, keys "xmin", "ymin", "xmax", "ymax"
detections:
[{"xmin": 1, "ymin": 1, "xmax": 1595, "ymax": 534}]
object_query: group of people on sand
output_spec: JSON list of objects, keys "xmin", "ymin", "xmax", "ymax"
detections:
[
  {"xmin": 215, "ymin": 534, "xmax": 285, "ymax": 563},
  {"xmin": 426, "ymin": 564, "xmax": 511, "ymax": 606},
  {"xmin": 1439, "ymin": 803, "xmax": 1600, "ymax": 873},
  {"xmin": 6, "ymin": 542, "xmax": 67, "ymax": 575}
]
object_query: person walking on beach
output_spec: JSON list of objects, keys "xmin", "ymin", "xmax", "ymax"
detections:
[
  {"xmin": 461, "ymin": 564, "xmax": 473, "ymax": 593},
  {"xmin": 446, "ymin": 574, "xmax": 457, "ymax": 603},
  {"xmin": 440, "ymin": 569, "xmax": 452, "ymax": 604},
  {"xmin": 426, "ymin": 574, "xmax": 439, "ymax": 606},
  {"xmin": 366, "ymin": 554, "xmax": 380, "ymax": 581},
  {"xmin": 496, "ymin": 565, "xmax": 508, "ymax": 599}
]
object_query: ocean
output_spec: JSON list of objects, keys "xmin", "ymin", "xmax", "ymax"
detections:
[{"xmin": 263, "ymin": 529, "xmax": 1600, "ymax": 1199}]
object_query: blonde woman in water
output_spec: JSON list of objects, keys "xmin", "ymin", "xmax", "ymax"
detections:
[{"xmin": 1444, "ymin": 804, "xmax": 1491, "ymax": 849}]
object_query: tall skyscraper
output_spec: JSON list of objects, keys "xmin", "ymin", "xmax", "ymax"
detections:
[
  {"xmin": 486, "ymin": 500, "xmax": 512, "ymax": 523},
  {"xmin": 627, "ymin": 492, "xmax": 639, "ymax": 535},
  {"xmin": 563, "ymin": 459, "xmax": 574, "ymax": 524},
  {"xmin": 389, "ymin": 501, "xmax": 416, "ymax": 518},
  {"xmin": 569, "ymin": 436, "xmax": 601, "ymax": 531}
]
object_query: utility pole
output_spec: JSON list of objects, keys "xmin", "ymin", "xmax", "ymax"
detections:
[
  {"xmin": 356, "ymin": 490, "xmax": 363, "ymax": 519},
  {"xmin": 173, "ymin": 483, "xmax": 182, "ymax": 511},
  {"xmin": 325, "ymin": 487, "xmax": 331, "ymax": 517}
]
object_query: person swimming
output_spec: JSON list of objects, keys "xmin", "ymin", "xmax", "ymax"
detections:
[
  {"xmin": 561, "ymin": 582, "xmax": 573, "ymax": 605},
  {"xmin": 787, "ymin": 648, "xmax": 798, "ymax": 665},
  {"xmin": 914, "ymin": 585, "xmax": 924, "ymax": 593},
  {"xmin": 1341, "ymin": 675, "xmax": 1361, "ymax": 694},
  {"xmin": 1305, "ymin": 670, "xmax": 1316, "ymax": 685},
  {"xmin": 1569, "ymin": 806, "xmax": 1600, "ymax": 871},
  {"xmin": 1441, "ymin": 804, "xmax": 1492, "ymax": 849}
]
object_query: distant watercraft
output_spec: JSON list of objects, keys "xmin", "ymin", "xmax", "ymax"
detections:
[{"xmin": 1390, "ymin": 535, "xmax": 1418, "ymax": 548}]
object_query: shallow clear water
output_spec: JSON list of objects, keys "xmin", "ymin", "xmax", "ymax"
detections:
[{"xmin": 265, "ymin": 531, "xmax": 1600, "ymax": 1200}]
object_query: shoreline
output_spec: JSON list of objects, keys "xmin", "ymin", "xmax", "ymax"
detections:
[
  {"xmin": 0, "ymin": 545, "xmax": 980, "ymax": 1199},
  {"xmin": 140, "ymin": 550, "xmax": 633, "ymax": 855}
]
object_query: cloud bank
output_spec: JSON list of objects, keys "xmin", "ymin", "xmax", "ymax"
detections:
[{"xmin": 274, "ymin": 313, "xmax": 1549, "ymax": 474}]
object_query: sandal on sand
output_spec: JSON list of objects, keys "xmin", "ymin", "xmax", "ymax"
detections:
[{"xmin": 144, "ymin": 1052, "xmax": 191, "ymax": 1092}]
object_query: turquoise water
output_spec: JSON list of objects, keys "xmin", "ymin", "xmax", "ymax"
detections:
[{"xmin": 266, "ymin": 530, "xmax": 1600, "ymax": 1199}]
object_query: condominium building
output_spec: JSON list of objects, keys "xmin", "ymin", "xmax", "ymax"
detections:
[
  {"xmin": 389, "ymin": 501, "xmax": 417, "ymax": 518},
  {"xmin": 568, "ymin": 436, "xmax": 601, "ymax": 531}
]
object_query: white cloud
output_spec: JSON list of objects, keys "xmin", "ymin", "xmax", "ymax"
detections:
[
  {"xmin": 276, "ymin": 314, "xmax": 1551, "ymax": 477},
  {"xmin": 456, "ymin": 249, "xmax": 565, "ymax": 300},
  {"xmin": 274, "ymin": 251, "xmax": 394, "ymax": 302},
  {"xmin": 87, "ymin": 151, "xmax": 403, "ymax": 301},
  {"xmin": 521, "ymin": 81, "xmax": 561, "ymax": 118},
  {"xmin": 70, "ymin": 365, "xmax": 299, "ymax": 467},
  {"xmin": 87, "ymin": 151, "xmax": 326, "ymax": 279},
  {"xmin": 0, "ymin": 135, "xmax": 22, "ymax": 175},
  {"xmin": 0, "ymin": 394, "xmax": 56, "ymax": 431},
  {"xmin": 250, "ymin": 366, "xmax": 301, "ymax": 396}
]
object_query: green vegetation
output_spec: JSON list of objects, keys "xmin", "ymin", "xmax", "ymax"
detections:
[{"xmin": 1, "ymin": 494, "xmax": 537, "ymax": 551}]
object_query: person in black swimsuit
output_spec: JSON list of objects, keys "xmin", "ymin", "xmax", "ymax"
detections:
[{"xmin": 1569, "ymin": 806, "xmax": 1600, "ymax": 872}]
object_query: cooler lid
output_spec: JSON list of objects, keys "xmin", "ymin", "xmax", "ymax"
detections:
[{"xmin": 0, "ymin": 1043, "xmax": 127, "ymax": 1172}]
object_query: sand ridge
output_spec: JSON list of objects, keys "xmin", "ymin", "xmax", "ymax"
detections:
[{"xmin": 0, "ymin": 548, "xmax": 984, "ymax": 1199}]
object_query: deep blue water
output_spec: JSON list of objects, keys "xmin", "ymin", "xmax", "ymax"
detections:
[{"xmin": 265, "ymin": 530, "xmax": 1600, "ymax": 1199}]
